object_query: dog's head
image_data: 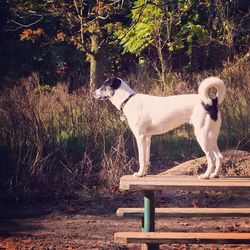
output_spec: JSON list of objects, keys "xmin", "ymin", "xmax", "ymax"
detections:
[{"xmin": 92, "ymin": 78, "xmax": 122, "ymax": 100}]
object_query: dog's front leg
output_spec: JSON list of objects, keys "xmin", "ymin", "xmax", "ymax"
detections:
[
  {"xmin": 145, "ymin": 135, "xmax": 151, "ymax": 172},
  {"xmin": 133, "ymin": 134, "xmax": 147, "ymax": 177}
]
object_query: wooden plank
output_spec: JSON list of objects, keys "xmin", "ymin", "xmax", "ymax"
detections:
[
  {"xmin": 116, "ymin": 207, "xmax": 250, "ymax": 218},
  {"xmin": 114, "ymin": 232, "xmax": 250, "ymax": 244},
  {"xmin": 119, "ymin": 175, "xmax": 250, "ymax": 192}
]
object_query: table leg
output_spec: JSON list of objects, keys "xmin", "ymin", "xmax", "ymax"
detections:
[{"xmin": 142, "ymin": 191, "xmax": 159, "ymax": 250}]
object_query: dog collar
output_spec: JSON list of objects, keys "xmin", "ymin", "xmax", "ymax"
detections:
[
  {"xmin": 119, "ymin": 94, "xmax": 136, "ymax": 121},
  {"xmin": 120, "ymin": 94, "xmax": 136, "ymax": 112}
]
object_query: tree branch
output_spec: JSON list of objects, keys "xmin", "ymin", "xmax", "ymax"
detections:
[
  {"xmin": 117, "ymin": 0, "xmax": 148, "ymax": 41},
  {"xmin": 10, "ymin": 17, "xmax": 44, "ymax": 28}
]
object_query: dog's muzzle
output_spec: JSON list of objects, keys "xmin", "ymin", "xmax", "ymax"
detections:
[
  {"xmin": 92, "ymin": 90, "xmax": 108, "ymax": 100},
  {"xmin": 92, "ymin": 90, "xmax": 100, "ymax": 99}
]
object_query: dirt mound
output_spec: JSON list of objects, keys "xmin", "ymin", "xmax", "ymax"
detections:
[{"xmin": 159, "ymin": 150, "xmax": 250, "ymax": 176}]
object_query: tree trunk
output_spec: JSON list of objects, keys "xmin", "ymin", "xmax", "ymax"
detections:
[
  {"xmin": 89, "ymin": 34, "xmax": 102, "ymax": 89},
  {"xmin": 157, "ymin": 44, "xmax": 166, "ymax": 85},
  {"xmin": 89, "ymin": 53, "xmax": 98, "ymax": 89}
]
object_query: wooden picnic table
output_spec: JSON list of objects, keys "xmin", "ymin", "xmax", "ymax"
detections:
[
  {"xmin": 120, "ymin": 175, "xmax": 250, "ymax": 192},
  {"xmin": 115, "ymin": 175, "xmax": 250, "ymax": 250}
]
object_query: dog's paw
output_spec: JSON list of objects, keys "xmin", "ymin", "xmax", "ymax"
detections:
[
  {"xmin": 210, "ymin": 173, "xmax": 219, "ymax": 179},
  {"xmin": 133, "ymin": 172, "xmax": 146, "ymax": 178},
  {"xmin": 198, "ymin": 174, "xmax": 210, "ymax": 180}
]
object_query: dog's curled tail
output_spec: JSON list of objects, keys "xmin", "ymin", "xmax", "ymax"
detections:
[{"xmin": 198, "ymin": 77, "xmax": 226, "ymax": 105}]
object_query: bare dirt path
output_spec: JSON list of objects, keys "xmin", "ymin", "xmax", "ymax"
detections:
[{"xmin": 1, "ymin": 203, "xmax": 250, "ymax": 250}]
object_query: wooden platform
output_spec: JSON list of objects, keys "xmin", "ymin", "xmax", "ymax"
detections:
[
  {"xmin": 120, "ymin": 175, "xmax": 250, "ymax": 191},
  {"xmin": 114, "ymin": 232, "xmax": 250, "ymax": 245},
  {"xmin": 116, "ymin": 207, "xmax": 250, "ymax": 218}
]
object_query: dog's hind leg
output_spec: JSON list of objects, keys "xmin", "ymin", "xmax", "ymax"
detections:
[
  {"xmin": 210, "ymin": 148, "xmax": 223, "ymax": 178},
  {"xmin": 133, "ymin": 134, "xmax": 147, "ymax": 177},
  {"xmin": 209, "ymin": 115, "xmax": 223, "ymax": 178},
  {"xmin": 210, "ymin": 139, "xmax": 223, "ymax": 178},
  {"xmin": 199, "ymin": 150, "xmax": 215, "ymax": 179},
  {"xmin": 194, "ymin": 126, "xmax": 215, "ymax": 179}
]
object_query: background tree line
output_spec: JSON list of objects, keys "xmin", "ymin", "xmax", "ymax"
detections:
[
  {"xmin": 1, "ymin": 0, "xmax": 249, "ymax": 88},
  {"xmin": 0, "ymin": 0, "xmax": 249, "ymax": 200}
]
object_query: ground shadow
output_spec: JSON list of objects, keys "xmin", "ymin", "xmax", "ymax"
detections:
[{"xmin": 0, "ymin": 219, "xmax": 44, "ymax": 237}]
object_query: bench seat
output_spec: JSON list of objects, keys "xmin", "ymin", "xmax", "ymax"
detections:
[
  {"xmin": 114, "ymin": 232, "xmax": 250, "ymax": 245},
  {"xmin": 116, "ymin": 207, "xmax": 250, "ymax": 218}
]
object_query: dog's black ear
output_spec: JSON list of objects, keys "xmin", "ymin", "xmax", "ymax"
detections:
[{"xmin": 110, "ymin": 78, "xmax": 121, "ymax": 89}]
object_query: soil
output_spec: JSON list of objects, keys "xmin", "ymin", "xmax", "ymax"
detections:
[{"xmin": 1, "ymin": 150, "xmax": 250, "ymax": 250}]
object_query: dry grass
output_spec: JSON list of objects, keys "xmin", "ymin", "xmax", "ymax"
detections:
[
  {"xmin": 0, "ymin": 74, "xmax": 134, "ymax": 198},
  {"xmin": 0, "ymin": 56, "xmax": 249, "ymax": 199}
]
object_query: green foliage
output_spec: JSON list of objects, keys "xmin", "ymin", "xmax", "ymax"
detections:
[
  {"xmin": 177, "ymin": 22, "xmax": 209, "ymax": 56},
  {"xmin": 115, "ymin": 0, "xmax": 249, "ymax": 70},
  {"xmin": 117, "ymin": 0, "xmax": 211, "ymax": 56},
  {"xmin": 116, "ymin": 0, "xmax": 162, "ymax": 55}
]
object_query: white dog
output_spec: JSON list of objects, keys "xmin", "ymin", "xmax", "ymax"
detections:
[{"xmin": 93, "ymin": 77, "xmax": 226, "ymax": 179}]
